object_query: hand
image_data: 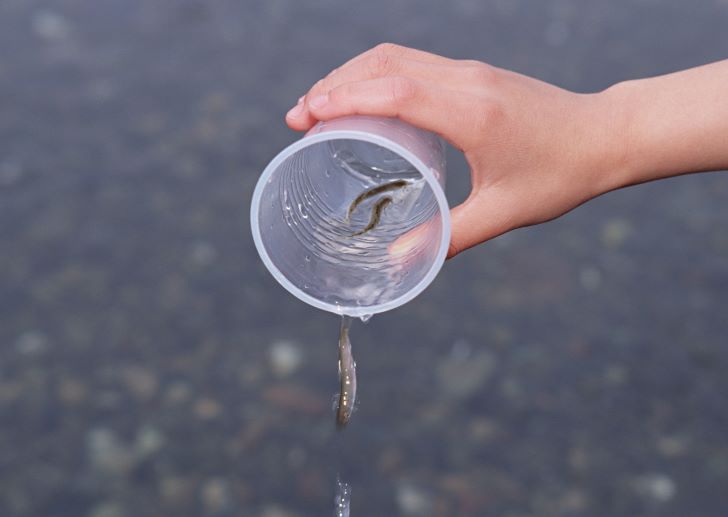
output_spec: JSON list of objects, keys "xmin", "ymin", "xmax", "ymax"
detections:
[{"xmin": 286, "ymin": 43, "xmax": 626, "ymax": 257}]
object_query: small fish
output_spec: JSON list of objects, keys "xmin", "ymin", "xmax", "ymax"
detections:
[
  {"xmin": 336, "ymin": 316, "xmax": 357, "ymax": 429},
  {"xmin": 351, "ymin": 196, "xmax": 392, "ymax": 237},
  {"xmin": 346, "ymin": 179, "xmax": 409, "ymax": 221}
]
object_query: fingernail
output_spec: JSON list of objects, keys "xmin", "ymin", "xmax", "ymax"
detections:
[
  {"xmin": 286, "ymin": 102, "xmax": 304, "ymax": 119},
  {"xmin": 297, "ymin": 95, "xmax": 305, "ymax": 104},
  {"xmin": 308, "ymin": 93, "xmax": 328, "ymax": 110}
]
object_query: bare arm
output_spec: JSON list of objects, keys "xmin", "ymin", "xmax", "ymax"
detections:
[
  {"xmin": 608, "ymin": 60, "xmax": 728, "ymax": 189},
  {"xmin": 285, "ymin": 44, "xmax": 728, "ymax": 257}
]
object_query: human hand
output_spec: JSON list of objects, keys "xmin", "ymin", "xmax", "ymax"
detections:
[{"xmin": 286, "ymin": 43, "xmax": 626, "ymax": 258}]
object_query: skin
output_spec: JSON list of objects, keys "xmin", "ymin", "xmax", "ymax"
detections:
[
  {"xmin": 350, "ymin": 196, "xmax": 392, "ymax": 237},
  {"xmin": 336, "ymin": 317, "xmax": 356, "ymax": 428},
  {"xmin": 346, "ymin": 179, "xmax": 408, "ymax": 222},
  {"xmin": 286, "ymin": 43, "xmax": 728, "ymax": 258}
]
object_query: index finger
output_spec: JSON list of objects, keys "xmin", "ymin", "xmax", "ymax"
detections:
[
  {"xmin": 342, "ymin": 43, "xmax": 455, "ymax": 71},
  {"xmin": 287, "ymin": 44, "xmax": 455, "ymax": 130}
]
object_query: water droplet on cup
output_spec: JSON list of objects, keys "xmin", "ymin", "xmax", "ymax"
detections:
[
  {"xmin": 299, "ymin": 203, "xmax": 309, "ymax": 219},
  {"xmin": 283, "ymin": 190, "xmax": 291, "ymax": 211}
]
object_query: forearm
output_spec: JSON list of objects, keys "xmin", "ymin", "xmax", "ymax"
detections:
[{"xmin": 605, "ymin": 59, "xmax": 728, "ymax": 191}]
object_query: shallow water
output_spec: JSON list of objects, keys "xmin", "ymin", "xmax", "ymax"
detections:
[{"xmin": 1, "ymin": 0, "xmax": 728, "ymax": 516}]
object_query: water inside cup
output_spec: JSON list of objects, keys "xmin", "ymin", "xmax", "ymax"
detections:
[{"xmin": 255, "ymin": 137, "xmax": 444, "ymax": 314}]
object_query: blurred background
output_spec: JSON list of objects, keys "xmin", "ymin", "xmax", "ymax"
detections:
[{"xmin": 1, "ymin": 0, "xmax": 728, "ymax": 516}]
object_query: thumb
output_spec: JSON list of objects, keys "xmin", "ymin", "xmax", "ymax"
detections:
[
  {"xmin": 447, "ymin": 188, "xmax": 515, "ymax": 258},
  {"xmin": 387, "ymin": 188, "xmax": 516, "ymax": 261}
]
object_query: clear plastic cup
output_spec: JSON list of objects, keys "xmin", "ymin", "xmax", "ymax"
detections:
[{"xmin": 250, "ymin": 115, "xmax": 450, "ymax": 318}]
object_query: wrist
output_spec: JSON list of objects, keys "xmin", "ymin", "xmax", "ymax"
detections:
[
  {"xmin": 587, "ymin": 80, "xmax": 646, "ymax": 195},
  {"xmin": 597, "ymin": 61, "xmax": 728, "ymax": 190}
]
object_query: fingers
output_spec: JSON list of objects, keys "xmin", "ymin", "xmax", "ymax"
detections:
[
  {"xmin": 286, "ymin": 44, "xmax": 500, "ymax": 133},
  {"xmin": 315, "ymin": 58, "xmax": 462, "ymax": 104},
  {"xmin": 355, "ymin": 43, "xmax": 455, "ymax": 66},
  {"xmin": 286, "ymin": 60, "xmax": 458, "ymax": 130},
  {"xmin": 325, "ymin": 44, "xmax": 455, "ymax": 88},
  {"xmin": 299, "ymin": 76, "xmax": 493, "ymax": 150},
  {"xmin": 287, "ymin": 43, "xmax": 458, "ymax": 130},
  {"xmin": 286, "ymin": 96, "xmax": 318, "ymax": 130}
]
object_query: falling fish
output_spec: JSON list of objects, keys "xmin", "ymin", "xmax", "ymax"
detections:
[
  {"xmin": 336, "ymin": 316, "xmax": 357, "ymax": 428},
  {"xmin": 345, "ymin": 179, "xmax": 409, "ymax": 222},
  {"xmin": 351, "ymin": 196, "xmax": 392, "ymax": 237}
]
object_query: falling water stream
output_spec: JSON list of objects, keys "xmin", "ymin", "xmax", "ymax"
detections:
[{"xmin": 331, "ymin": 313, "xmax": 372, "ymax": 515}]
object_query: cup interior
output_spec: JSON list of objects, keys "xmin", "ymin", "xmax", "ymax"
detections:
[{"xmin": 251, "ymin": 132, "xmax": 449, "ymax": 317}]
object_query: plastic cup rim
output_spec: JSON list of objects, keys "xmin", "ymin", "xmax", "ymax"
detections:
[{"xmin": 250, "ymin": 128, "xmax": 451, "ymax": 317}]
